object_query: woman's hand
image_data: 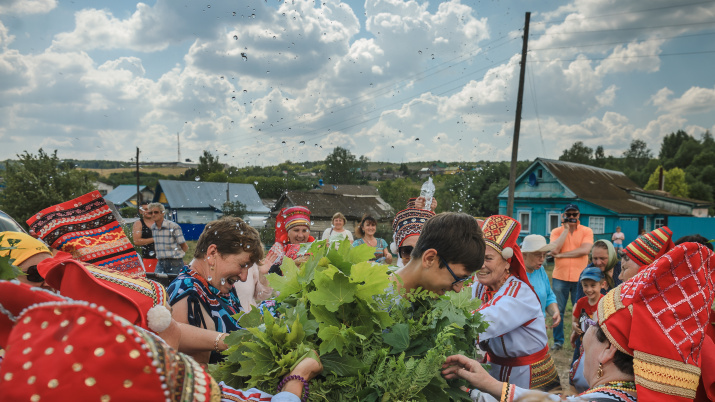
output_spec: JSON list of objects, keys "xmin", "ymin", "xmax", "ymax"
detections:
[
  {"xmin": 546, "ymin": 303, "xmax": 561, "ymax": 328},
  {"xmin": 257, "ymin": 250, "xmax": 280, "ymax": 275},
  {"xmin": 279, "ymin": 351, "xmax": 323, "ymax": 398},
  {"xmin": 441, "ymin": 355, "xmax": 503, "ymax": 398}
]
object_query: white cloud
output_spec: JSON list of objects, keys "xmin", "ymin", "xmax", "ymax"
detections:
[
  {"xmin": 0, "ymin": 0, "xmax": 57, "ymax": 15},
  {"xmin": 596, "ymin": 40, "xmax": 664, "ymax": 75},
  {"xmin": 650, "ymin": 86, "xmax": 715, "ymax": 115}
]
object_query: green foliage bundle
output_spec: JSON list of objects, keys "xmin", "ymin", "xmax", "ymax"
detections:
[
  {"xmin": 212, "ymin": 239, "xmax": 487, "ymax": 401},
  {"xmin": 0, "ymin": 234, "xmax": 22, "ymax": 280}
]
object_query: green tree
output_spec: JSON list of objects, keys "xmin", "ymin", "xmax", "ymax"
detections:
[
  {"xmin": 197, "ymin": 150, "xmax": 224, "ymax": 180},
  {"xmin": 593, "ymin": 146, "xmax": 606, "ymax": 167},
  {"xmin": 377, "ymin": 178, "xmax": 418, "ymax": 211},
  {"xmin": 324, "ymin": 147, "xmax": 360, "ymax": 184},
  {"xmin": 644, "ymin": 166, "xmax": 689, "ymax": 197},
  {"xmin": 559, "ymin": 141, "xmax": 593, "ymax": 165},
  {"xmin": 222, "ymin": 200, "xmax": 247, "ymax": 218},
  {"xmin": 1, "ymin": 149, "xmax": 96, "ymax": 226},
  {"xmin": 659, "ymin": 130, "xmax": 693, "ymax": 160}
]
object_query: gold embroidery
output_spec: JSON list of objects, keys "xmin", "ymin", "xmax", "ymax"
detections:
[{"xmin": 634, "ymin": 350, "xmax": 700, "ymax": 399}]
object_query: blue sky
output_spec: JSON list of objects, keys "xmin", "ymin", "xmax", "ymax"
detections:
[{"xmin": 1, "ymin": 0, "xmax": 713, "ymax": 166}]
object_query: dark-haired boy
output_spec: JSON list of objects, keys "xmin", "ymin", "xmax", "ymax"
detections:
[
  {"xmin": 393, "ymin": 212, "xmax": 486, "ymax": 296},
  {"xmin": 570, "ymin": 267, "xmax": 605, "ymax": 348}
]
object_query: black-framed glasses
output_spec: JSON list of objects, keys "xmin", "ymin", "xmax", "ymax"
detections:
[
  {"xmin": 564, "ymin": 212, "xmax": 579, "ymax": 217},
  {"xmin": 398, "ymin": 245, "xmax": 413, "ymax": 259},
  {"xmin": 24, "ymin": 265, "xmax": 45, "ymax": 283},
  {"xmin": 580, "ymin": 316, "xmax": 597, "ymax": 333},
  {"xmin": 439, "ymin": 256, "xmax": 470, "ymax": 286}
]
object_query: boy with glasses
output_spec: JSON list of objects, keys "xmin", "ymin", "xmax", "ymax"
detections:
[
  {"xmin": 392, "ymin": 212, "xmax": 485, "ymax": 296},
  {"xmin": 548, "ymin": 204, "xmax": 594, "ymax": 350}
]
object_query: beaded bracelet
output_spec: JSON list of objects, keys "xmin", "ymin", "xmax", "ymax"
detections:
[
  {"xmin": 214, "ymin": 332, "xmax": 227, "ymax": 353},
  {"xmin": 276, "ymin": 374, "xmax": 309, "ymax": 402}
]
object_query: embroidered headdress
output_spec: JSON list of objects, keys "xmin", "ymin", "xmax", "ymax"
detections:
[
  {"xmin": 26, "ymin": 190, "xmax": 144, "ymax": 276},
  {"xmin": 274, "ymin": 206, "xmax": 312, "ymax": 245},
  {"xmin": 480, "ymin": 215, "xmax": 532, "ymax": 289},
  {"xmin": 390, "ymin": 208, "xmax": 435, "ymax": 252},
  {"xmin": 624, "ymin": 226, "xmax": 674, "ymax": 270},
  {"xmin": 598, "ymin": 243, "xmax": 715, "ymax": 401}
]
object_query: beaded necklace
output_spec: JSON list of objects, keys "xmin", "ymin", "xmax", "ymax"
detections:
[{"xmin": 582, "ymin": 381, "xmax": 636, "ymax": 395}]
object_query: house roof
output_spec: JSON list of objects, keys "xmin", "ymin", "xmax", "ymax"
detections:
[
  {"xmin": 273, "ymin": 191, "xmax": 393, "ymax": 220},
  {"xmin": 512, "ymin": 159, "xmax": 679, "ymax": 215},
  {"xmin": 626, "ymin": 188, "xmax": 711, "ymax": 207},
  {"xmin": 104, "ymin": 185, "xmax": 151, "ymax": 205},
  {"xmin": 156, "ymin": 180, "xmax": 270, "ymax": 213},
  {"xmin": 309, "ymin": 184, "xmax": 379, "ymax": 196}
]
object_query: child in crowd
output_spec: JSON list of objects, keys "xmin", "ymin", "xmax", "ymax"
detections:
[
  {"xmin": 570, "ymin": 267, "xmax": 605, "ymax": 348},
  {"xmin": 611, "ymin": 226, "xmax": 625, "ymax": 256}
]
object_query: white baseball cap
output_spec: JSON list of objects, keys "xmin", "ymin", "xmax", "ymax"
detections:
[{"xmin": 521, "ymin": 234, "xmax": 555, "ymax": 253}]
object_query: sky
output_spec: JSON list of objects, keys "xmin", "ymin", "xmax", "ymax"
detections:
[{"xmin": 0, "ymin": 0, "xmax": 714, "ymax": 167}]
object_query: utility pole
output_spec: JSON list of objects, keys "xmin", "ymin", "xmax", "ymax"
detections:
[
  {"xmin": 177, "ymin": 132, "xmax": 181, "ymax": 163},
  {"xmin": 136, "ymin": 147, "xmax": 141, "ymax": 205},
  {"xmin": 506, "ymin": 12, "xmax": 530, "ymax": 218}
]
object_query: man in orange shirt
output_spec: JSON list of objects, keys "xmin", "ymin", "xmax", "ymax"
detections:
[{"xmin": 548, "ymin": 204, "xmax": 593, "ymax": 350}]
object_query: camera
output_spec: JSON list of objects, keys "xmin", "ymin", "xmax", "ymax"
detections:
[{"xmin": 563, "ymin": 218, "xmax": 577, "ymax": 223}]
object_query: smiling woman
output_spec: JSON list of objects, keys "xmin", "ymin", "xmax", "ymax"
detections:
[
  {"xmin": 167, "ymin": 216, "xmax": 265, "ymax": 364},
  {"xmin": 471, "ymin": 215, "xmax": 561, "ymax": 394}
]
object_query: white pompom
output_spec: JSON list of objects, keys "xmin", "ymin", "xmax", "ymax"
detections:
[
  {"xmin": 501, "ymin": 247, "xmax": 514, "ymax": 260},
  {"xmin": 390, "ymin": 241, "xmax": 398, "ymax": 254},
  {"xmin": 147, "ymin": 305, "xmax": 172, "ymax": 333}
]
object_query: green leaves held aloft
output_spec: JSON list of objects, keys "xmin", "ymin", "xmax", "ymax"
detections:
[{"xmin": 213, "ymin": 239, "xmax": 488, "ymax": 401}]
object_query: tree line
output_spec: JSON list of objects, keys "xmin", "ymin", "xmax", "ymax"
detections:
[{"xmin": 558, "ymin": 130, "xmax": 715, "ymax": 207}]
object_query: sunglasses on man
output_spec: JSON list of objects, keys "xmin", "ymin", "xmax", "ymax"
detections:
[{"xmin": 564, "ymin": 212, "xmax": 579, "ymax": 218}]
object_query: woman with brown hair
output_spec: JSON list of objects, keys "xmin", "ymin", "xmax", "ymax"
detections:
[
  {"xmin": 167, "ymin": 216, "xmax": 265, "ymax": 364},
  {"xmin": 352, "ymin": 214, "xmax": 392, "ymax": 264}
]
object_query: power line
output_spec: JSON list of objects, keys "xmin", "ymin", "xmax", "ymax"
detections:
[
  {"xmin": 531, "ymin": 20, "xmax": 715, "ymax": 37},
  {"xmin": 529, "ymin": 30, "xmax": 715, "ymax": 52},
  {"xmin": 531, "ymin": 1, "xmax": 715, "ymax": 26},
  {"xmin": 527, "ymin": 49, "xmax": 715, "ymax": 63}
]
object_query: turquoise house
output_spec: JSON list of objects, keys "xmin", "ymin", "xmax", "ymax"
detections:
[{"xmin": 498, "ymin": 158, "xmax": 712, "ymax": 245}]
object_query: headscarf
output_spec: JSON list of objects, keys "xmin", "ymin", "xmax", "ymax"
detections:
[
  {"xmin": 0, "ymin": 231, "xmax": 51, "ymax": 265},
  {"xmin": 598, "ymin": 243, "xmax": 715, "ymax": 401},
  {"xmin": 592, "ymin": 239, "xmax": 618, "ymax": 288}
]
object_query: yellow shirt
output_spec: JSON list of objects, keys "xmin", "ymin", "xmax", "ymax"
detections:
[{"xmin": 550, "ymin": 224, "xmax": 594, "ymax": 282}]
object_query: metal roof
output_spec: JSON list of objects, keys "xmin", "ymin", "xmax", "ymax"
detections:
[
  {"xmin": 156, "ymin": 180, "xmax": 269, "ymax": 213},
  {"xmin": 104, "ymin": 185, "xmax": 150, "ymax": 205},
  {"xmin": 273, "ymin": 191, "xmax": 393, "ymax": 220},
  {"xmin": 506, "ymin": 158, "xmax": 682, "ymax": 215}
]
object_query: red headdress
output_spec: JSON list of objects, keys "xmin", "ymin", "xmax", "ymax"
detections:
[
  {"xmin": 598, "ymin": 243, "xmax": 715, "ymax": 401},
  {"xmin": 274, "ymin": 206, "xmax": 314, "ymax": 245},
  {"xmin": 391, "ymin": 208, "xmax": 435, "ymax": 251},
  {"xmin": 37, "ymin": 251, "xmax": 171, "ymax": 333},
  {"xmin": 480, "ymin": 215, "xmax": 534, "ymax": 292},
  {"xmin": 0, "ymin": 281, "xmax": 219, "ymax": 402}
]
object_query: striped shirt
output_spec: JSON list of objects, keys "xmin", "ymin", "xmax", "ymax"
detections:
[{"xmin": 151, "ymin": 220, "xmax": 186, "ymax": 259}]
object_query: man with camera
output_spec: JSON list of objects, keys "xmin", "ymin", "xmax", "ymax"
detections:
[{"xmin": 548, "ymin": 204, "xmax": 593, "ymax": 351}]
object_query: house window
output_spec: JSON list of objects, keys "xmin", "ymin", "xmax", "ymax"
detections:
[
  {"xmin": 517, "ymin": 210, "xmax": 531, "ymax": 233},
  {"xmin": 547, "ymin": 212, "xmax": 560, "ymax": 234},
  {"xmin": 537, "ymin": 169, "xmax": 543, "ymax": 179},
  {"xmin": 589, "ymin": 216, "xmax": 605, "ymax": 234},
  {"xmin": 654, "ymin": 217, "xmax": 665, "ymax": 229}
]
